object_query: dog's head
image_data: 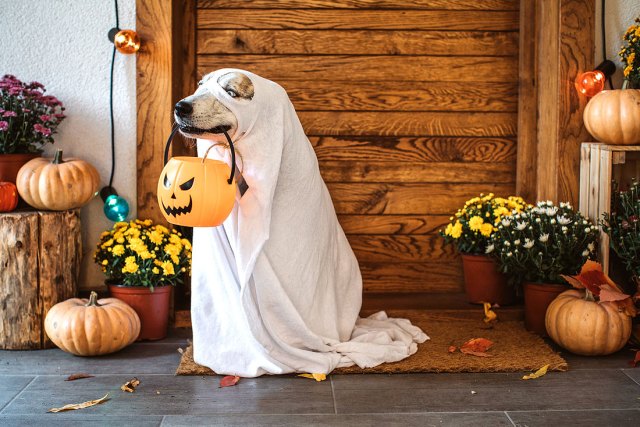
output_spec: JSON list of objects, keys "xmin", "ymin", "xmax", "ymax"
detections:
[{"xmin": 174, "ymin": 71, "xmax": 255, "ymax": 139}]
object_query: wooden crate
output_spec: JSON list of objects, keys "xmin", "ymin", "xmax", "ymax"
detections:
[
  {"xmin": 0, "ymin": 210, "xmax": 81, "ymax": 349},
  {"xmin": 579, "ymin": 143, "xmax": 640, "ymax": 273}
]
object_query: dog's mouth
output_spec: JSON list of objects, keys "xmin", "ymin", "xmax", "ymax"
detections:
[
  {"xmin": 178, "ymin": 125, "xmax": 232, "ymax": 136},
  {"xmin": 162, "ymin": 196, "xmax": 193, "ymax": 217}
]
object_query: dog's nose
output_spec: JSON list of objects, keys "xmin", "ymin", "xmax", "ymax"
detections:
[{"xmin": 175, "ymin": 100, "xmax": 193, "ymax": 116}]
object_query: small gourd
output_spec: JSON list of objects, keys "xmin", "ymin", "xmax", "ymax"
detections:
[
  {"xmin": 45, "ymin": 291, "xmax": 141, "ymax": 356},
  {"xmin": 0, "ymin": 181, "xmax": 19, "ymax": 212}
]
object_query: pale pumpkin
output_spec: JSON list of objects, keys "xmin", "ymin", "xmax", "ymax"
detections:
[
  {"xmin": 583, "ymin": 89, "xmax": 640, "ymax": 145},
  {"xmin": 545, "ymin": 290, "xmax": 632, "ymax": 356},
  {"xmin": 45, "ymin": 291, "xmax": 141, "ymax": 356},
  {"xmin": 16, "ymin": 149, "xmax": 100, "ymax": 210}
]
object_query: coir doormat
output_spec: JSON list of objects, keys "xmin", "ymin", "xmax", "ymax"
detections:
[{"xmin": 175, "ymin": 310, "xmax": 567, "ymax": 375}]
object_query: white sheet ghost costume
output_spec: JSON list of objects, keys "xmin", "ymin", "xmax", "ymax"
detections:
[{"xmin": 191, "ymin": 69, "xmax": 428, "ymax": 377}]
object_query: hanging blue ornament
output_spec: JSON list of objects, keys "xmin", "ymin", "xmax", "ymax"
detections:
[{"xmin": 103, "ymin": 193, "xmax": 129, "ymax": 222}]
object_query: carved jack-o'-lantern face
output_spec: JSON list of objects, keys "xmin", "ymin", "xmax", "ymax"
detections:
[{"xmin": 157, "ymin": 156, "xmax": 236, "ymax": 227}]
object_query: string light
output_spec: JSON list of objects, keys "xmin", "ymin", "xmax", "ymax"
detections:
[
  {"xmin": 575, "ymin": 60, "xmax": 616, "ymax": 97},
  {"xmin": 113, "ymin": 29, "xmax": 140, "ymax": 54}
]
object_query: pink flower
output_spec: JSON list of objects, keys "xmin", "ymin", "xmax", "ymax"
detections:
[
  {"xmin": 39, "ymin": 114, "xmax": 51, "ymax": 121},
  {"xmin": 8, "ymin": 87, "xmax": 22, "ymax": 96},
  {"xmin": 0, "ymin": 121, "xmax": 8, "ymax": 131},
  {"xmin": 33, "ymin": 123, "xmax": 51, "ymax": 136},
  {"xmin": 28, "ymin": 81, "xmax": 44, "ymax": 90},
  {"xmin": 22, "ymin": 108, "xmax": 31, "ymax": 113},
  {"xmin": 3, "ymin": 111, "xmax": 17, "ymax": 117}
]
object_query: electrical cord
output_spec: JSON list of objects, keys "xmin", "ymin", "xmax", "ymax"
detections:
[
  {"xmin": 108, "ymin": 0, "xmax": 119, "ymax": 189},
  {"xmin": 602, "ymin": 0, "xmax": 614, "ymax": 89}
]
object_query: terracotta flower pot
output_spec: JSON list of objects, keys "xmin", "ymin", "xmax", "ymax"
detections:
[
  {"xmin": 460, "ymin": 254, "xmax": 516, "ymax": 305},
  {"xmin": 108, "ymin": 284, "xmax": 172, "ymax": 341},
  {"xmin": 523, "ymin": 282, "xmax": 567, "ymax": 336},
  {"xmin": 0, "ymin": 153, "xmax": 39, "ymax": 183}
]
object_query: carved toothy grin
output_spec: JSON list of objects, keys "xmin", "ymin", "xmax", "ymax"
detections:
[{"xmin": 162, "ymin": 196, "xmax": 193, "ymax": 217}]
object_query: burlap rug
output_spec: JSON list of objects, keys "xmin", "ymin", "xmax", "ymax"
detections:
[{"xmin": 176, "ymin": 310, "xmax": 567, "ymax": 375}]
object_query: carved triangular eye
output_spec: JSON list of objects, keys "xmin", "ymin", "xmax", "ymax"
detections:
[
  {"xmin": 163, "ymin": 174, "xmax": 171, "ymax": 188},
  {"xmin": 179, "ymin": 177, "xmax": 194, "ymax": 191}
]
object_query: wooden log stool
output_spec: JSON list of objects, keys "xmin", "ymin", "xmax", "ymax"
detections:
[{"xmin": 0, "ymin": 210, "xmax": 81, "ymax": 349}]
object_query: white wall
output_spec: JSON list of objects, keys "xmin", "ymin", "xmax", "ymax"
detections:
[
  {"xmin": 0, "ymin": 0, "xmax": 137, "ymax": 290},
  {"xmin": 596, "ymin": 0, "xmax": 640, "ymax": 88}
]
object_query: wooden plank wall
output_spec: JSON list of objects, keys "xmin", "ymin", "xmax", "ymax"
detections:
[{"xmin": 194, "ymin": 0, "xmax": 519, "ymax": 294}]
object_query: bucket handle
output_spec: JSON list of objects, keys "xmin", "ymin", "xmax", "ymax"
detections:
[{"xmin": 163, "ymin": 124, "xmax": 236, "ymax": 185}]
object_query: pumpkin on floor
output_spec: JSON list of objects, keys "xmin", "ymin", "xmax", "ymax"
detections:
[
  {"xmin": 44, "ymin": 291, "xmax": 141, "ymax": 356},
  {"xmin": 583, "ymin": 89, "xmax": 640, "ymax": 145},
  {"xmin": 545, "ymin": 290, "xmax": 632, "ymax": 356},
  {"xmin": 0, "ymin": 181, "xmax": 19, "ymax": 212},
  {"xmin": 16, "ymin": 149, "xmax": 100, "ymax": 210}
]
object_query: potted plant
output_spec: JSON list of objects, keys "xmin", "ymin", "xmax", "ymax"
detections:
[
  {"xmin": 0, "ymin": 75, "xmax": 65, "ymax": 182},
  {"xmin": 489, "ymin": 201, "xmax": 598, "ymax": 335},
  {"xmin": 440, "ymin": 193, "xmax": 528, "ymax": 305},
  {"xmin": 601, "ymin": 180, "xmax": 640, "ymax": 342},
  {"xmin": 94, "ymin": 219, "xmax": 192, "ymax": 340},
  {"xmin": 583, "ymin": 16, "xmax": 640, "ymax": 145}
]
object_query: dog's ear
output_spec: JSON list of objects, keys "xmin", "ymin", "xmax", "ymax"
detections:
[{"xmin": 217, "ymin": 72, "xmax": 254, "ymax": 100}]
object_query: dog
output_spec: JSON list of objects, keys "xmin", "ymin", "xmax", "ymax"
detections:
[{"xmin": 174, "ymin": 71, "xmax": 254, "ymax": 139}]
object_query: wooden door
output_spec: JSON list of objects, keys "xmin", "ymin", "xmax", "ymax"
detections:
[{"xmin": 193, "ymin": 0, "xmax": 519, "ymax": 297}]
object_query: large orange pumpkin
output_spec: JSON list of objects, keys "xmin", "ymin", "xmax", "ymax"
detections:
[
  {"xmin": 17, "ymin": 149, "xmax": 100, "ymax": 210},
  {"xmin": 0, "ymin": 181, "xmax": 19, "ymax": 212},
  {"xmin": 583, "ymin": 89, "xmax": 640, "ymax": 145},
  {"xmin": 158, "ymin": 128, "xmax": 237, "ymax": 227},
  {"xmin": 45, "ymin": 291, "xmax": 141, "ymax": 356},
  {"xmin": 545, "ymin": 290, "xmax": 632, "ymax": 356}
]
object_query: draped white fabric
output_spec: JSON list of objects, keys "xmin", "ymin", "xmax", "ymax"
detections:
[{"xmin": 191, "ymin": 69, "xmax": 428, "ymax": 377}]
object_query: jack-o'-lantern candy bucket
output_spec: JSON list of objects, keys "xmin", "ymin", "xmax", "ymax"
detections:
[{"xmin": 157, "ymin": 126, "xmax": 237, "ymax": 227}]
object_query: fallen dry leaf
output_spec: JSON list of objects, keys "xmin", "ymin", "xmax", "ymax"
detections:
[
  {"xmin": 220, "ymin": 375, "xmax": 240, "ymax": 388},
  {"xmin": 298, "ymin": 373, "xmax": 327, "ymax": 382},
  {"xmin": 48, "ymin": 393, "xmax": 109, "ymax": 413},
  {"xmin": 630, "ymin": 350, "xmax": 640, "ymax": 368},
  {"xmin": 483, "ymin": 302, "xmax": 498, "ymax": 323},
  {"xmin": 65, "ymin": 373, "xmax": 94, "ymax": 382},
  {"xmin": 599, "ymin": 284, "xmax": 632, "ymax": 302},
  {"xmin": 448, "ymin": 345, "xmax": 457, "ymax": 353},
  {"xmin": 121, "ymin": 377, "xmax": 140, "ymax": 393},
  {"xmin": 522, "ymin": 364, "xmax": 549, "ymax": 380},
  {"xmin": 460, "ymin": 338, "xmax": 494, "ymax": 358}
]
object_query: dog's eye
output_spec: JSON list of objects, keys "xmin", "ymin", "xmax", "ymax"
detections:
[
  {"xmin": 179, "ymin": 177, "xmax": 195, "ymax": 191},
  {"xmin": 226, "ymin": 89, "xmax": 238, "ymax": 98},
  {"xmin": 163, "ymin": 174, "xmax": 171, "ymax": 188}
]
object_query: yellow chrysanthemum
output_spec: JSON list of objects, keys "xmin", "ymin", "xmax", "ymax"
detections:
[
  {"xmin": 444, "ymin": 223, "xmax": 453, "ymax": 236},
  {"xmin": 628, "ymin": 52, "xmax": 636, "ymax": 65},
  {"xmin": 450, "ymin": 222, "xmax": 463, "ymax": 239},
  {"xmin": 148, "ymin": 230, "xmax": 164, "ymax": 245},
  {"xmin": 122, "ymin": 256, "xmax": 139, "ymax": 274},
  {"xmin": 181, "ymin": 238, "xmax": 192, "ymax": 250},
  {"xmin": 102, "ymin": 259, "xmax": 108, "ymax": 265},
  {"xmin": 152, "ymin": 267, "xmax": 160, "ymax": 274},
  {"xmin": 112, "ymin": 244, "xmax": 125, "ymax": 256},
  {"xmin": 161, "ymin": 261, "xmax": 175, "ymax": 276},
  {"xmin": 625, "ymin": 64, "xmax": 633, "ymax": 77},
  {"xmin": 480, "ymin": 223, "xmax": 494, "ymax": 237},
  {"xmin": 469, "ymin": 216, "xmax": 484, "ymax": 231},
  {"xmin": 101, "ymin": 239, "xmax": 114, "ymax": 248}
]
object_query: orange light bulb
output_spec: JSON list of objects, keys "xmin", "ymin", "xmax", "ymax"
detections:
[
  {"xmin": 575, "ymin": 70, "xmax": 605, "ymax": 97},
  {"xmin": 113, "ymin": 29, "xmax": 140, "ymax": 54}
]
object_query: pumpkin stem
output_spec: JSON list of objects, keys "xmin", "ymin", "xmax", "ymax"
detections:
[
  {"xmin": 52, "ymin": 149, "xmax": 64, "ymax": 164},
  {"xmin": 584, "ymin": 288, "xmax": 596, "ymax": 302},
  {"xmin": 86, "ymin": 291, "xmax": 102, "ymax": 307}
]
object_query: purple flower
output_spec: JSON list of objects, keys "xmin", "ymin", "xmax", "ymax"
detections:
[
  {"xmin": 33, "ymin": 123, "xmax": 51, "ymax": 136},
  {"xmin": 28, "ymin": 81, "xmax": 44, "ymax": 90},
  {"xmin": 3, "ymin": 111, "xmax": 17, "ymax": 117},
  {"xmin": 8, "ymin": 86, "xmax": 22, "ymax": 96},
  {"xmin": 39, "ymin": 114, "xmax": 51, "ymax": 122},
  {"xmin": 0, "ymin": 121, "xmax": 8, "ymax": 131}
]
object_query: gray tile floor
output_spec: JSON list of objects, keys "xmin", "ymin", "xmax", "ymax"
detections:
[{"xmin": 1, "ymin": 330, "xmax": 639, "ymax": 426}]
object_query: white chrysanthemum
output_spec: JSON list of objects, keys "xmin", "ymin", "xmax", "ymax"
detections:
[
  {"xmin": 582, "ymin": 249, "xmax": 590, "ymax": 256},
  {"xmin": 523, "ymin": 238, "xmax": 534, "ymax": 249},
  {"xmin": 501, "ymin": 218, "xmax": 511, "ymax": 227},
  {"xmin": 485, "ymin": 244, "xmax": 495, "ymax": 254},
  {"xmin": 514, "ymin": 239, "xmax": 521, "ymax": 246},
  {"xmin": 550, "ymin": 219, "xmax": 556, "ymax": 224},
  {"xmin": 585, "ymin": 227, "xmax": 591, "ymax": 233},
  {"xmin": 516, "ymin": 221, "xmax": 528, "ymax": 230},
  {"xmin": 546, "ymin": 200, "xmax": 553, "ymax": 206},
  {"xmin": 557, "ymin": 215, "xmax": 572, "ymax": 225},
  {"xmin": 588, "ymin": 242, "xmax": 595, "ymax": 252},
  {"xmin": 582, "ymin": 220, "xmax": 588, "ymax": 225},
  {"xmin": 539, "ymin": 233, "xmax": 549, "ymax": 243},
  {"xmin": 535, "ymin": 218, "xmax": 541, "ymax": 223},
  {"xmin": 505, "ymin": 241, "xmax": 511, "ymax": 247},
  {"xmin": 507, "ymin": 252, "xmax": 513, "ymax": 257},
  {"xmin": 546, "ymin": 207, "xmax": 558, "ymax": 216},
  {"xmin": 561, "ymin": 226, "xmax": 568, "ymax": 233}
]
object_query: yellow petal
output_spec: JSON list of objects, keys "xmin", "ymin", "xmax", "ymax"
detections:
[
  {"xmin": 522, "ymin": 364, "xmax": 549, "ymax": 380},
  {"xmin": 483, "ymin": 302, "xmax": 498, "ymax": 323},
  {"xmin": 298, "ymin": 373, "xmax": 327, "ymax": 382}
]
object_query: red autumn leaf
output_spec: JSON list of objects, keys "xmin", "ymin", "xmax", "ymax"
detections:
[
  {"xmin": 65, "ymin": 373, "xmax": 95, "ymax": 381},
  {"xmin": 560, "ymin": 274, "xmax": 585, "ymax": 290},
  {"xmin": 599, "ymin": 284, "xmax": 631, "ymax": 303},
  {"xmin": 460, "ymin": 338, "xmax": 493, "ymax": 357},
  {"xmin": 219, "ymin": 375, "xmax": 240, "ymax": 388},
  {"xmin": 629, "ymin": 350, "xmax": 640, "ymax": 367},
  {"xmin": 448, "ymin": 345, "xmax": 457, "ymax": 353}
]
